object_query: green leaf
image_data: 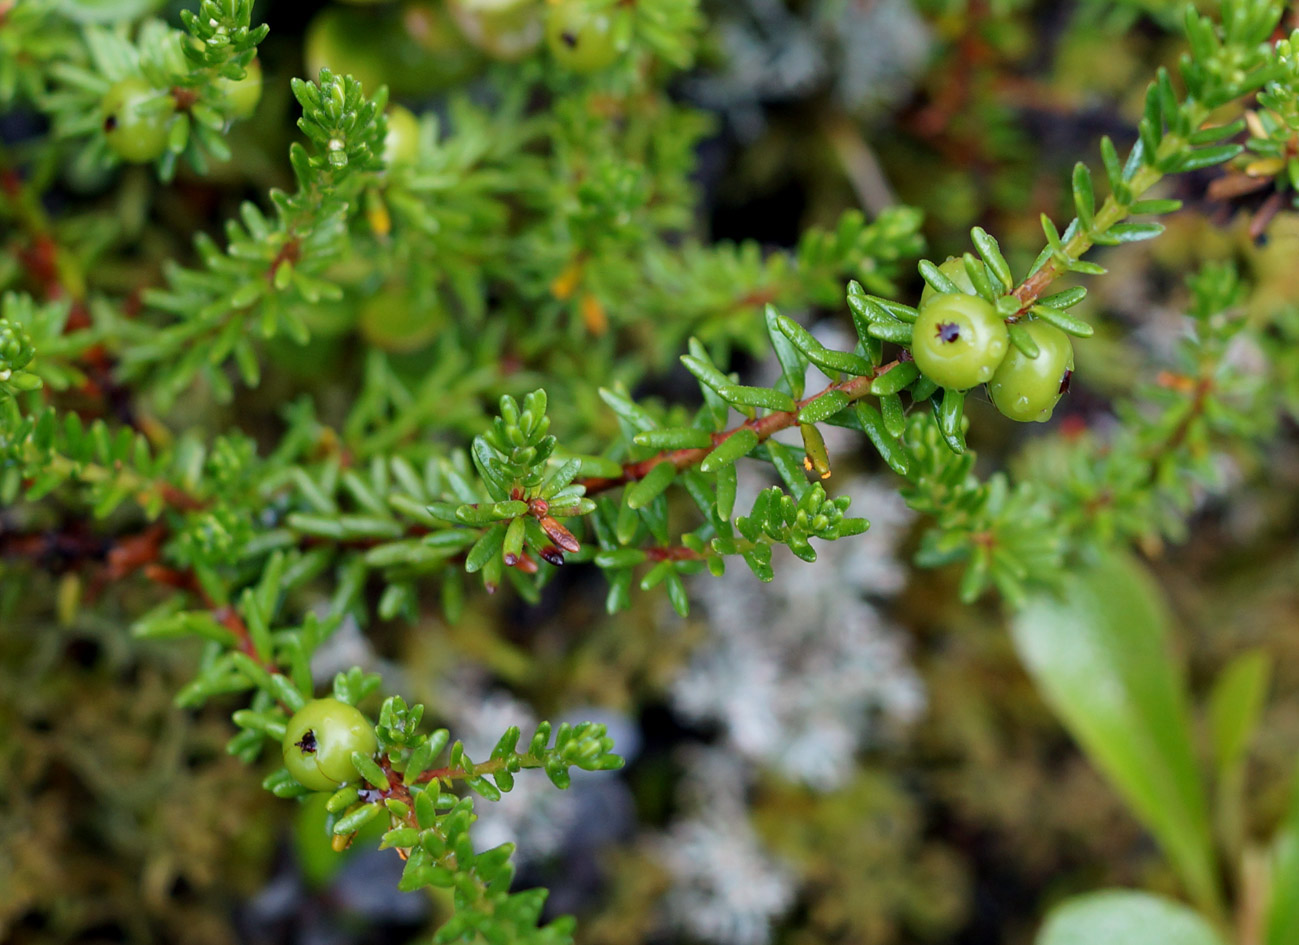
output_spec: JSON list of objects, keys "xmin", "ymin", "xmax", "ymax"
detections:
[
  {"xmin": 681, "ymin": 348, "xmax": 734, "ymax": 394},
  {"xmin": 598, "ymin": 386, "xmax": 657, "ymax": 432},
  {"xmin": 919, "ymin": 259, "xmax": 960, "ymax": 294},
  {"xmin": 715, "ymin": 462, "xmax": 737, "ymax": 522},
  {"xmin": 866, "ymin": 318, "xmax": 913, "ymax": 345},
  {"xmin": 798, "ymin": 390, "xmax": 851, "ymax": 424},
  {"xmin": 332, "ymin": 802, "xmax": 384, "ymax": 835},
  {"xmin": 717, "ymin": 385, "xmax": 797, "ymax": 412},
  {"xmin": 1167, "ymin": 144, "xmax": 1242, "ymax": 174},
  {"xmin": 961, "ymin": 253, "xmax": 997, "ymax": 300},
  {"xmin": 1129, "ymin": 198, "xmax": 1183, "ymax": 214},
  {"xmin": 700, "ymin": 429, "xmax": 759, "ymax": 473},
  {"xmin": 1038, "ymin": 286, "xmax": 1087, "ymax": 309},
  {"xmin": 664, "ymin": 570, "xmax": 689, "ymax": 617},
  {"xmin": 1187, "ymin": 119, "xmax": 1244, "ymax": 145},
  {"xmin": 1012, "ymin": 551, "xmax": 1219, "ymax": 914},
  {"xmin": 1100, "ymin": 135, "xmax": 1123, "ymax": 190},
  {"xmin": 971, "ymin": 226, "xmax": 1013, "ymax": 291},
  {"xmin": 633, "ymin": 427, "xmax": 714, "ymax": 450},
  {"xmin": 1071, "ymin": 163, "xmax": 1095, "ymax": 231},
  {"xmin": 773, "ymin": 312, "xmax": 823, "ymax": 358},
  {"xmin": 1008, "ymin": 322, "xmax": 1041, "ymax": 358},
  {"xmin": 625, "ymin": 461, "xmax": 677, "ymax": 510},
  {"xmin": 762, "ymin": 440, "xmax": 811, "ymax": 501},
  {"xmin": 870, "ymin": 361, "xmax": 919, "ymax": 395},
  {"xmin": 593, "ymin": 547, "xmax": 646, "ymax": 569},
  {"xmin": 351, "ymin": 751, "xmax": 390, "ymax": 790},
  {"xmin": 465, "ymin": 523, "xmax": 507, "ymax": 573},
  {"xmin": 803, "ymin": 346, "xmax": 874, "ymax": 378},
  {"xmin": 1040, "ymin": 213, "xmax": 1064, "ymax": 251},
  {"xmin": 766, "ymin": 304, "xmax": 808, "ymax": 398},
  {"xmin": 878, "ymin": 393, "xmax": 906, "ymax": 438},
  {"xmin": 855, "ymin": 402, "xmax": 911, "ymax": 478},
  {"xmin": 1067, "ymin": 259, "xmax": 1107, "ymax": 276},
  {"xmin": 1097, "ymin": 222, "xmax": 1166, "ymax": 244},
  {"xmin": 1207, "ymin": 649, "xmax": 1271, "ymax": 775},
  {"xmin": 1037, "ymin": 890, "xmax": 1226, "ymax": 945},
  {"xmin": 1266, "ymin": 761, "xmax": 1299, "ymax": 945},
  {"xmin": 1029, "ymin": 304, "xmax": 1095, "ymax": 338},
  {"xmin": 933, "ymin": 388, "xmax": 966, "ymax": 455}
]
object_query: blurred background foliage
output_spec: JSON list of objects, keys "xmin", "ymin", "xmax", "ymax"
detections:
[{"xmin": 4, "ymin": 0, "xmax": 1299, "ymax": 943}]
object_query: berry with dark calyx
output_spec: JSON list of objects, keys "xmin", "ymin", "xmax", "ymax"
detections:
[
  {"xmin": 101, "ymin": 78, "xmax": 175, "ymax": 163},
  {"xmin": 217, "ymin": 58, "xmax": 262, "ymax": 119},
  {"xmin": 988, "ymin": 318, "xmax": 1075, "ymax": 422},
  {"xmin": 282, "ymin": 697, "xmax": 380, "ymax": 792},
  {"xmin": 911, "ymin": 293, "xmax": 1009, "ymax": 390},
  {"xmin": 545, "ymin": 0, "xmax": 624, "ymax": 73},
  {"xmin": 919, "ymin": 256, "xmax": 978, "ymax": 308}
]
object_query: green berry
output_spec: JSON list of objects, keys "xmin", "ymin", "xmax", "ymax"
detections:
[
  {"xmin": 101, "ymin": 78, "xmax": 174, "ymax": 163},
  {"xmin": 399, "ymin": 1, "xmax": 485, "ymax": 90},
  {"xmin": 988, "ymin": 319, "xmax": 1074, "ymax": 422},
  {"xmin": 305, "ymin": 4, "xmax": 482, "ymax": 98},
  {"xmin": 217, "ymin": 58, "xmax": 262, "ymax": 119},
  {"xmin": 545, "ymin": 0, "xmax": 623, "ymax": 73},
  {"xmin": 383, "ymin": 106, "xmax": 421, "ymax": 167},
  {"xmin": 910, "ymin": 293, "xmax": 1009, "ymax": 390},
  {"xmin": 282, "ymin": 697, "xmax": 379, "ymax": 792},
  {"xmin": 919, "ymin": 256, "xmax": 978, "ymax": 308},
  {"xmin": 358, "ymin": 282, "xmax": 446, "ymax": 351},
  {"xmin": 305, "ymin": 8, "xmax": 391, "ymax": 93},
  {"xmin": 447, "ymin": 0, "xmax": 542, "ymax": 60}
]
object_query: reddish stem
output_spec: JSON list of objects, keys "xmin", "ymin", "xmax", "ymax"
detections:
[{"xmin": 577, "ymin": 367, "xmax": 890, "ymax": 495}]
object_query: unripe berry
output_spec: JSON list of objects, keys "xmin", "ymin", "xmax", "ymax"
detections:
[
  {"xmin": 383, "ymin": 106, "xmax": 421, "ymax": 167},
  {"xmin": 447, "ymin": 0, "xmax": 542, "ymax": 60},
  {"xmin": 545, "ymin": 0, "xmax": 624, "ymax": 73},
  {"xmin": 988, "ymin": 319, "xmax": 1074, "ymax": 422},
  {"xmin": 217, "ymin": 58, "xmax": 262, "ymax": 119},
  {"xmin": 919, "ymin": 257, "xmax": 978, "ymax": 308},
  {"xmin": 911, "ymin": 293, "xmax": 1009, "ymax": 390},
  {"xmin": 282, "ymin": 698, "xmax": 379, "ymax": 792},
  {"xmin": 101, "ymin": 78, "xmax": 174, "ymax": 163}
]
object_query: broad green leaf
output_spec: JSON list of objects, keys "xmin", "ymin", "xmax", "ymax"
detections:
[
  {"xmin": 1037, "ymin": 890, "xmax": 1225, "ymax": 945},
  {"xmin": 1207, "ymin": 648, "xmax": 1271, "ymax": 775},
  {"xmin": 1266, "ymin": 761, "xmax": 1299, "ymax": 945},
  {"xmin": 1011, "ymin": 551, "xmax": 1220, "ymax": 913}
]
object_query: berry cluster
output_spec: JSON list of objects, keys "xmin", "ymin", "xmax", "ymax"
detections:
[{"xmin": 912, "ymin": 258, "xmax": 1074, "ymax": 423}]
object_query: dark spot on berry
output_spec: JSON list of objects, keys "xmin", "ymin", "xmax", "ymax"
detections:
[
  {"xmin": 1059, "ymin": 369, "xmax": 1073, "ymax": 394},
  {"xmin": 561, "ymin": 30, "xmax": 579, "ymax": 47},
  {"xmin": 295, "ymin": 729, "xmax": 318, "ymax": 754},
  {"xmin": 103, "ymin": 115, "xmax": 118, "ymax": 133},
  {"xmin": 935, "ymin": 322, "xmax": 961, "ymax": 343}
]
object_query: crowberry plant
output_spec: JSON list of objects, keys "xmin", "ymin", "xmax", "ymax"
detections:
[{"xmin": 5, "ymin": 0, "xmax": 1299, "ymax": 943}]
